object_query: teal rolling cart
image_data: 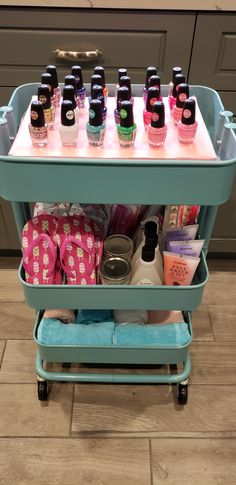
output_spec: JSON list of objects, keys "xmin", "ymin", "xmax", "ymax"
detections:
[{"xmin": 0, "ymin": 83, "xmax": 235, "ymax": 405}]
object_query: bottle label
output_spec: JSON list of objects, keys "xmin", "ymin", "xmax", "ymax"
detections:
[{"xmin": 136, "ymin": 279, "xmax": 154, "ymax": 285}]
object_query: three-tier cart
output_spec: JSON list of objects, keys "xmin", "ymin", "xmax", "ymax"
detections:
[{"xmin": 0, "ymin": 82, "xmax": 236, "ymax": 405}]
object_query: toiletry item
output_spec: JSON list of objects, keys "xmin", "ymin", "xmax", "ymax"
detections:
[
  {"xmin": 115, "ymin": 68, "xmax": 128, "ymax": 96},
  {"xmin": 178, "ymin": 98, "xmax": 198, "ymax": 144},
  {"xmin": 90, "ymin": 74, "xmax": 102, "ymax": 92},
  {"xmin": 165, "ymin": 224, "xmax": 199, "ymax": 243},
  {"xmin": 172, "ymin": 83, "xmax": 189, "ymax": 125},
  {"xmin": 100, "ymin": 257, "xmax": 131, "ymax": 285},
  {"xmin": 0, "ymin": 118, "xmax": 12, "ymax": 155},
  {"xmin": 119, "ymin": 76, "xmax": 133, "ymax": 104},
  {"xmin": 148, "ymin": 75, "xmax": 162, "ymax": 101},
  {"xmin": 113, "ymin": 309, "xmax": 148, "ymax": 325},
  {"xmin": 143, "ymin": 87, "xmax": 159, "ymax": 130},
  {"xmin": 71, "ymin": 65, "xmax": 86, "ymax": 108},
  {"xmin": 103, "ymin": 234, "xmax": 134, "ymax": 261},
  {"xmin": 86, "ymin": 98, "xmax": 106, "ymax": 146},
  {"xmin": 130, "ymin": 244, "xmax": 163, "ymax": 285},
  {"xmin": 162, "ymin": 205, "xmax": 179, "ymax": 230},
  {"xmin": 117, "ymin": 100, "xmax": 136, "ymax": 147},
  {"xmin": 168, "ymin": 66, "xmax": 182, "ymax": 98},
  {"xmin": 132, "ymin": 233, "xmax": 164, "ymax": 283},
  {"xmin": 0, "ymin": 105, "xmax": 17, "ymax": 141},
  {"xmin": 131, "ymin": 220, "xmax": 159, "ymax": 269},
  {"xmin": 41, "ymin": 72, "xmax": 56, "ymax": 109},
  {"xmin": 114, "ymin": 86, "xmax": 130, "ymax": 124},
  {"xmin": 28, "ymin": 100, "xmax": 48, "ymax": 146},
  {"xmin": 62, "ymin": 84, "xmax": 79, "ymax": 123},
  {"xmin": 169, "ymin": 73, "xmax": 185, "ymax": 113},
  {"xmin": 94, "ymin": 66, "xmax": 108, "ymax": 99},
  {"xmin": 163, "ymin": 251, "xmax": 200, "ymax": 286},
  {"xmin": 167, "ymin": 239, "xmax": 205, "ymax": 258},
  {"xmin": 143, "ymin": 66, "xmax": 158, "ymax": 105},
  {"xmin": 177, "ymin": 205, "xmax": 200, "ymax": 226},
  {"xmin": 38, "ymin": 84, "xmax": 55, "ymax": 128},
  {"xmin": 46, "ymin": 65, "xmax": 61, "ymax": 107},
  {"xmin": 91, "ymin": 84, "xmax": 107, "ymax": 122},
  {"xmin": 59, "ymin": 99, "xmax": 79, "ymax": 146},
  {"xmin": 147, "ymin": 100, "xmax": 167, "ymax": 147}
]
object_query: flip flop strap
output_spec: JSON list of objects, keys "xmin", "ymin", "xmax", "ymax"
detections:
[
  {"xmin": 60, "ymin": 235, "xmax": 95, "ymax": 279},
  {"xmin": 23, "ymin": 233, "xmax": 57, "ymax": 278}
]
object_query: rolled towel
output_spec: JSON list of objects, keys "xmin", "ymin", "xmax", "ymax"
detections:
[
  {"xmin": 113, "ymin": 322, "xmax": 190, "ymax": 346},
  {"xmin": 42, "ymin": 309, "xmax": 75, "ymax": 324},
  {"xmin": 76, "ymin": 309, "xmax": 113, "ymax": 324},
  {"xmin": 113, "ymin": 310, "xmax": 148, "ymax": 325},
  {"xmin": 148, "ymin": 310, "xmax": 184, "ymax": 325}
]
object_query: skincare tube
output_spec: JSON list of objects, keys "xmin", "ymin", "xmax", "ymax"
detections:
[
  {"xmin": 165, "ymin": 224, "xmax": 199, "ymax": 244},
  {"xmin": 167, "ymin": 239, "xmax": 205, "ymax": 258},
  {"xmin": 163, "ymin": 251, "xmax": 200, "ymax": 286}
]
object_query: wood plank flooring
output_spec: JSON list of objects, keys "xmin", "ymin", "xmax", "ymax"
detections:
[{"xmin": 0, "ymin": 257, "xmax": 236, "ymax": 484}]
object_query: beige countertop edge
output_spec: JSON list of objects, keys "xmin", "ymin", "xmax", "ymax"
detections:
[{"xmin": 0, "ymin": 0, "xmax": 236, "ymax": 11}]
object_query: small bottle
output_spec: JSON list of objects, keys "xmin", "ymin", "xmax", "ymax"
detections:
[
  {"xmin": 91, "ymin": 84, "xmax": 107, "ymax": 122},
  {"xmin": 169, "ymin": 73, "xmax": 185, "ymax": 113},
  {"xmin": 38, "ymin": 84, "xmax": 55, "ymax": 129},
  {"xmin": 65, "ymin": 74, "xmax": 80, "ymax": 108},
  {"xmin": 168, "ymin": 66, "xmax": 182, "ymax": 98},
  {"xmin": 178, "ymin": 98, "xmax": 198, "ymax": 144},
  {"xmin": 86, "ymin": 98, "xmax": 106, "ymax": 146},
  {"xmin": 117, "ymin": 100, "xmax": 136, "ymax": 147},
  {"xmin": 62, "ymin": 84, "xmax": 79, "ymax": 123},
  {"xmin": 143, "ymin": 66, "xmax": 158, "ymax": 105},
  {"xmin": 94, "ymin": 66, "xmax": 108, "ymax": 99},
  {"xmin": 147, "ymin": 101, "xmax": 167, "ymax": 148},
  {"xmin": 114, "ymin": 86, "xmax": 130, "ymax": 124},
  {"xmin": 46, "ymin": 65, "xmax": 61, "ymax": 107},
  {"xmin": 119, "ymin": 76, "xmax": 133, "ymax": 105},
  {"xmin": 59, "ymin": 100, "xmax": 78, "ymax": 146},
  {"xmin": 148, "ymin": 75, "xmax": 162, "ymax": 101},
  {"xmin": 41, "ymin": 72, "xmax": 57, "ymax": 110},
  {"xmin": 71, "ymin": 65, "xmax": 86, "ymax": 108},
  {"xmin": 131, "ymin": 220, "xmax": 158, "ymax": 270},
  {"xmin": 143, "ymin": 86, "xmax": 159, "ymax": 131},
  {"xmin": 173, "ymin": 83, "xmax": 189, "ymax": 125},
  {"xmin": 115, "ymin": 68, "xmax": 128, "ymax": 97},
  {"xmin": 28, "ymin": 100, "xmax": 48, "ymax": 146},
  {"xmin": 130, "ymin": 244, "xmax": 163, "ymax": 285}
]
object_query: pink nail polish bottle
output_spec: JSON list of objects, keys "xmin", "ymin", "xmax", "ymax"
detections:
[
  {"xmin": 147, "ymin": 101, "xmax": 167, "ymax": 148},
  {"xmin": 114, "ymin": 85, "xmax": 130, "ymax": 124},
  {"xmin": 46, "ymin": 65, "xmax": 61, "ymax": 108},
  {"xmin": 148, "ymin": 75, "xmax": 162, "ymax": 101},
  {"xmin": 41, "ymin": 72, "xmax": 57, "ymax": 110},
  {"xmin": 143, "ymin": 67, "xmax": 158, "ymax": 105},
  {"xmin": 119, "ymin": 75, "xmax": 134, "ymax": 105},
  {"xmin": 29, "ymin": 100, "xmax": 48, "ymax": 146},
  {"xmin": 169, "ymin": 73, "xmax": 185, "ymax": 113},
  {"xmin": 178, "ymin": 98, "xmax": 198, "ymax": 144},
  {"xmin": 172, "ymin": 83, "xmax": 189, "ymax": 125},
  {"xmin": 143, "ymin": 87, "xmax": 159, "ymax": 131},
  {"xmin": 168, "ymin": 66, "xmax": 182, "ymax": 99}
]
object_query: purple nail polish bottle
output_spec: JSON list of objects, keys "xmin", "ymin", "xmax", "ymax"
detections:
[{"xmin": 71, "ymin": 65, "xmax": 86, "ymax": 109}]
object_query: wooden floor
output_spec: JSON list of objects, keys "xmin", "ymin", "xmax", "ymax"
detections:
[{"xmin": 0, "ymin": 257, "xmax": 236, "ymax": 484}]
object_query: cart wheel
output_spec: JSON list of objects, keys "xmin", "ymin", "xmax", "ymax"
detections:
[
  {"xmin": 37, "ymin": 379, "xmax": 49, "ymax": 401},
  {"xmin": 177, "ymin": 380, "xmax": 188, "ymax": 405}
]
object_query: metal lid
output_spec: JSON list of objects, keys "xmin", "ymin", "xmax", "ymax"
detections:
[
  {"xmin": 104, "ymin": 234, "xmax": 133, "ymax": 256},
  {"xmin": 101, "ymin": 257, "xmax": 131, "ymax": 280}
]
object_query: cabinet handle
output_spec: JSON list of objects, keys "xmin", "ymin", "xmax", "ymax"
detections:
[{"xmin": 53, "ymin": 48, "xmax": 102, "ymax": 62}]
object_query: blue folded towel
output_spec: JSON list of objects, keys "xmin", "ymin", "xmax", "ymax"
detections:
[
  {"xmin": 76, "ymin": 309, "xmax": 112, "ymax": 324},
  {"xmin": 113, "ymin": 323, "xmax": 190, "ymax": 346}
]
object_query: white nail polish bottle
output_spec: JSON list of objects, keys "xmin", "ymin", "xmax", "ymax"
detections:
[{"xmin": 59, "ymin": 100, "xmax": 78, "ymax": 146}]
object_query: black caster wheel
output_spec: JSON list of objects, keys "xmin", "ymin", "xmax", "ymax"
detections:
[
  {"xmin": 37, "ymin": 378, "xmax": 49, "ymax": 401},
  {"xmin": 177, "ymin": 379, "xmax": 189, "ymax": 405}
]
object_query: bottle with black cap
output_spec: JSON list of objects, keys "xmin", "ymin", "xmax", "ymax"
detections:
[
  {"xmin": 148, "ymin": 75, "xmax": 162, "ymax": 101},
  {"xmin": 38, "ymin": 84, "xmax": 55, "ymax": 128},
  {"xmin": 62, "ymin": 84, "xmax": 79, "ymax": 123},
  {"xmin": 130, "ymin": 243, "xmax": 163, "ymax": 285},
  {"xmin": 41, "ymin": 72, "xmax": 56, "ymax": 109},
  {"xmin": 59, "ymin": 99, "xmax": 79, "ymax": 146},
  {"xmin": 115, "ymin": 68, "xmax": 128, "ymax": 97},
  {"xmin": 169, "ymin": 73, "xmax": 185, "ymax": 113},
  {"xmin": 178, "ymin": 97, "xmax": 198, "ymax": 144},
  {"xmin": 131, "ymin": 220, "xmax": 159, "ymax": 271},
  {"xmin": 28, "ymin": 100, "xmax": 48, "ymax": 146},
  {"xmin": 94, "ymin": 66, "xmax": 108, "ymax": 99},
  {"xmin": 147, "ymin": 101, "xmax": 167, "ymax": 148},
  {"xmin": 91, "ymin": 84, "xmax": 107, "ymax": 122},
  {"xmin": 117, "ymin": 100, "xmax": 136, "ymax": 147},
  {"xmin": 46, "ymin": 65, "xmax": 61, "ymax": 107},
  {"xmin": 86, "ymin": 98, "xmax": 106, "ymax": 146},
  {"xmin": 143, "ymin": 86, "xmax": 159, "ymax": 131},
  {"xmin": 168, "ymin": 66, "xmax": 182, "ymax": 98},
  {"xmin": 119, "ymin": 76, "xmax": 133, "ymax": 104},
  {"xmin": 71, "ymin": 65, "xmax": 86, "ymax": 108},
  {"xmin": 114, "ymin": 85, "xmax": 130, "ymax": 124},
  {"xmin": 173, "ymin": 83, "xmax": 190, "ymax": 125},
  {"xmin": 143, "ymin": 66, "xmax": 158, "ymax": 105}
]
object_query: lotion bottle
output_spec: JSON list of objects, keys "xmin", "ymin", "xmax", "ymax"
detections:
[{"xmin": 130, "ymin": 244, "xmax": 163, "ymax": 286}]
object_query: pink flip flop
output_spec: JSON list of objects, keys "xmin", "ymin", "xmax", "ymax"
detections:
[{"xmin": 22, "ymin": 214, "xmax": 61, "ymax": 285}]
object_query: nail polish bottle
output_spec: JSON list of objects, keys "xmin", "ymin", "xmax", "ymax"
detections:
[
  {"xmin": 114, "ymin": 86, "xmax": 130, "ymax": 124},
  {"xmin": 38, "ymin": 84, "xmax": 55, "ymax": 129},
  {"xmin": 115, "ymin": 68, "xmax": 128, "ymax": 97},
  {"xmin": 41, "ymin": 72, "xmax": 57, "ymax": 110},
  {"xmin": 172, "ymin": 83, "xmax": 189, "ymax": 125},
  {"xmin": 117, "ymin": 100, "xmax": 137, "ymax": 147},
  {"xmin": 147, "ymin": 101, "xmax": 167, "ymax": 148},
  {"xmin": 143, "ymin": 66, "xmax": 158, "ymax": 105},
  {"xmin": 168, "ymin": 66, "xmax": 182, "ymax": 98},
  {"xmin": 169, "ymin": 73, "xmax": 185, "ymax": 113},
  {"xmin": 62, "ymin": 84, "xmax": 79, "ymax": 123},
  {"xmin": 94, "ymin": 66, "xmax": 108, "ymax": 99},
  {"xmin": 71, "ymin": 65, "xmax": 86, "ymax": 109},
  {"xmin": 46, "ymin": 65, "xmax": 61, "ymax": 107},
  {"xmin": 178, "ymin": 98, "xmax": 198, "ymax": 144},
  {"xmin": 86, "ymin": 99, "xmax": 106, "ymax": 146},
  {"xmin": 28, "ymin": 100, "xmax": 48, "ymax": 146},
  {"xmin": 148, "ymin": 75, "xmax": 162, "ymax": 101},
  {"xmin": 64, "ymin": 74, "xmax": 79, "ymax": 108},
  {"xmin": 119, "ymin": 76, "xmax": 134, "ymax": 105},
  {"xmin": 59, "ymin": 99, "xmax": 78, "ymax": 146},
  {"xmin": 143, "ymin": 86, "xmax": 159, "ymax": 131},
  {"xmin": 89, "ymin": 74, "xmax": 103, "ymax": 104},
  {"xmin": 91, "ymin": 84, "xmax": 107, "ymax": 122}
]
